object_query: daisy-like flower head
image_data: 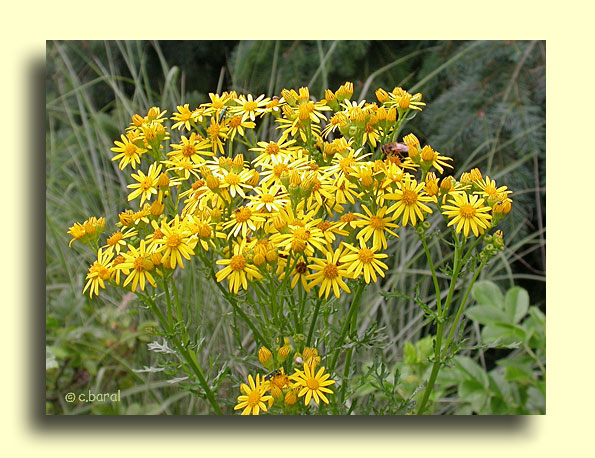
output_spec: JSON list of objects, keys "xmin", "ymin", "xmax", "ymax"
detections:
[
  {"xmin": 215, "ymin": 167, "xmax": 255, "ymax": 199},
  {"xmin": 171, "ymin": 104, "xmax": 202, "ymax": 130},
  {"xmin": 353, "ymin": 205, "xmax": 400, "ymax": 251},
  {"xmin": 246, "ymin": 183, "xmax": 290, "ymax": 213},
  {"xmin": 206, "ymin": 118, "xmax": 229, "ymax": 155},
  {"xmin": 270, "ymin": 211, "xmax": 327, "ymax": 256},
  {"xmin": 118, "ymin": 240, "xmax": 158, "ymax": 292},
  {"xmin": 474, "ymin": 176, "xmax": 513, "ymax": 206},
  {"xmin": 103, "ymin": 228, "xmax": 137, "ymax": 254},
  {"xmin": 250, "ymin": 138, "xmax": 298, "ymax": 167},
  {"xmin": 222, "ymin": 206, "xmax": 266, "ymax": 239},
  {"xmin": 216, "ymin": 241, "xmax": 263, "ymax": 294},
  {"xmin": 305, "ymin": 246, "xmax": 352, "ymax": 299},
  {"xmin": 168, "ymin": 133, "xmax": 214, "ymax": 164},
  {"xmin": 154, "ymin": 216, "xmax": 195, "ymax": 269},
  {"xmin": 224, "ymin": 113, "xmax": 255, "ymax": 140},
  {"xmin": 340, "ymin": 241, "xmax": 389, "ymax": 284},
  {"xmin": 231, "ymin": 93, "xmax": 271, "ymax": 122},
  {"xmin": 441, "ymin": 193, "xmax": 493, "ymax": 237},
  {"xmin": 127, "ymin": 162, "xmax": 162, "ymax": 206},
  {"xmin": 110, "ymin": 134, "xmax": 147, "ymax": 170},
  {"xmin": 67, "ymin": 217, "xmax": 106, "ymax": 247},
  {"xmin": 387, "ymin": 87, "xmax": 426, "ymax": 112},
  {"xmin": 234, "ymin": 374, "xmax": 273, "ymax": 415},
  {"xmin": 384, "ymin": 175, "xmax": 435, "ymax": 227},
  {"xmin": 82, "ymin": 248, "xmax": 114, "ymax": 298},
  {"xmin": 290, "ymin": 361, "xmax": 336, "ymax": 406}
]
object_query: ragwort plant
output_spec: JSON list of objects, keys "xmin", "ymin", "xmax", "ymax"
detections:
[{"xmin": 67, "ymin": 82, "xmax": 514, "ymax": 415}]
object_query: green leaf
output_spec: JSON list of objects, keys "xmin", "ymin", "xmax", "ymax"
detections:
[
  {"xmin": 504, "ymin": 287, "xmax": 529, "ymax": 324},
  {"xmin": 481, "ymin": 323, "xmax": 526, "ymax": 346},
  {"xmin": 465, "ymin": 305, "xmax": 509, "ymax": 326},
  {"xmin": 472, "ymin": 281, "xmax": 504, "ymax": 309},
  {"xmin": 458, "ymin": 379, "xmax": 488, "ymax": 412},
  {"xmin": 454, "ymin": 355, "xmax": 489, "ymax": 389}
]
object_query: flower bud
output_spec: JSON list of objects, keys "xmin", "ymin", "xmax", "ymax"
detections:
[
  {"xmin": 265, "ymin": 250, "xmax": 278, "ymax": 263},
  {"xmin": 258, "ymin": 346, "xmax": 273, "ymax": 367},
  {"xmin": 253, "ymin": 253, "xmax": 266, "ymax": 266},
  {"xmin": 284, "ymin": 390, "xmax": 297, "ymax": 406},
  {"xmin": 420, "ymin": 145, "xmax": 435, "ymax": 163},
  {"xmin": 277, "ymin": 345, "xmax": 290, "ymax": 363},
  {"xmin": 375, "ymin": 88, "xmax": 389, "ymax": 103},
  {"xmin": 150, "ymin": 200, "xmax": 165, "ymax": 217}
]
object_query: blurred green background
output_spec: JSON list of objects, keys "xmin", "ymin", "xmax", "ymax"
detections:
[{"xmin": 46, "ymin": 40, "xmax": 545, "ymax": 414}]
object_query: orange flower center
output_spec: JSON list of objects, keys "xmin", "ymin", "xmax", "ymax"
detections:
[
  {"xmin": 306, "ymin": 377, "xmax": 320, "ymax": 390},
  {"xmin": 235, "ymin": 207, "xmax": 252, "ymax": 223},
  {"xmin": 140, "ymin": 177, "xmax": 154, "ymax": 191},
  {"xmin": 358, "ymin": 248, "xmax": 375, "ymax": 264},
  {"xmin": 460, "ymin": 204, "xmax": 477, "ymax": 219},
  {"xmin": 166, "ymin": 233, "xmax": 182, "ymax": 248},
  {"xmin": 323, "ymin": 263, "xmax": 338, "ymax": 279},
  {"xmin": 402, "ymin": 189, "xmax": 418, "ymax": 206},
  {"xmin": 225, "ymin": 173, "xmax": 241, "ymax": 186},
  {"xmin": 273, "ymin": 164, "xmax": 289, "ymax": 178},
  {"xmin": 369, "ymin": 216, "xmax": 385, "ymax": 230},
  {"xmin": 341, "ymin": 213, "xmax": 357, "ymax": 223},
  {"xmin": 229, "ymin": 255, "xmax": 247, "ymax": 271},
  {"xmin": 261, "ymin": 194, "xmax": 274, "ymax": 203},
  {"xmin": 265, "ymin": 142, "xmax": 280, "ymax": 155},
  {"xmin": 244, "ymin": 101, "xmax": 258, "ymax": 112},
  {"xmin": 124, "ymin": 143, "xmax": 137, "ymax": 156},
  {"xmin": 181, "ymin": 144, "xmax": 195, "ymax": 157},
  {"xmin": 229, "ymin": 116, "xmax": 242, "ymax": 128},
  {"xmin": 247, "ymin": 390, "xmax": 261, "ymax": 406}
]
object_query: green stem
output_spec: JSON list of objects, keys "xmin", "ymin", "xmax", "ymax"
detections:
[
  {"xmin": 417, "ymin": 234, "xmax": 463, "ymax": 415},
  {"xmin": 330, "ymin": 282, "xmax": 365, "ymax": 371},
  {"xmin": 420, "ymin": 233, "xmax": 442, "ymax": 315},
  {"xmin": 306, "ymin": 297, "xmax": 324, "ymax": 347},
  {"xmin": 442, "ymin": 261, "xmax": 486, "ymax": 359},
  {"xmin": 137, "ymin": 292, "xmax": 223, "ymax": 414}
]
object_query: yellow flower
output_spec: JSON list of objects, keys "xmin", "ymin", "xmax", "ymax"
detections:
[
  {"xmin": 168, "ymin": 133, "xmax": 213, "ymax": 164},
  {"xmin": 82, "ymin": 248, "xmax": 114, "ymax": 298},
  {"xmin": 226, "ymin": 115, "xmax": 256, "ymax": 140},
  {"xmin": 234, "ymin": 374, "xmax": 273, "ymax": 415},
  {"xmin": 118, "ymin": 240, "xmax": 158, "ymax": 292},
  {"xmin": 222, "ymin": 207, "xmax": 266, "ymax": 239},
  {"xmin": 103, "ymin": 228, "xmax": 137, "ymax": 254},
  {"xmin": 171, "ymin": 104, "xmax": 202, "ymax": 130},
  {"xmin": 340, "ymin": 241, "xmax": 389, "ymax": 284},
  {"xmin": 127, "ymin": 163, "xmax": 162, "ymax": 205},
  {"xmin": 154, "ymin": 216, "xmax": 195, "ymax": 269},
  {"xmin": 384, "ymin": 176, "xmax": 434, "ymax": 227},
  {"xmin": 231, "ymin": 93, "xmax": 271, "ymax": 122},
  {"xmin": 216, "ymin": 243, "xmax": 263, "ymax": 294},
  {"xmin": 290, "ymin": 361, "xmax": 335, "ymax": 406},
  {"xmin": 110, "ymin": 134, "xmax": 147, "ymax": 170},
  {"xmin": 67, "ymin": 217, "xmax": 105, "ymax": 247},
  {"xmin": 306, "ymin": 247, "xmax": 352, "ymax": 299},
  {"xmin": 441, "ymin": 193, "xmax": 493, "ymax": 237},
  {"xmin": 353, "ymin": 205, "xmax": 399, "ymax": 251},
  {"xmin": 246, "ymin": 184, "xmax": 289, "ymax": 213},
  {"xmin": 250, "ymin": 138, "xmax": 298, "ymax": 167}
]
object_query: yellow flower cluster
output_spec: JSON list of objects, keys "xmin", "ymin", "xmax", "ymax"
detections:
[
  {"xmin": 68, "ymin": 83, "xmax": 512, "ymax": 299},
  {"xmin": 235, "ymin": 341, "xmax": 335, "ymax": 415}
]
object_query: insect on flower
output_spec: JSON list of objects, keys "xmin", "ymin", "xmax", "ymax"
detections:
[
  {"xmin": 265, "ymin": 369, "xmax": 283, "ymax": 381},
  {"xmin": 381, "ymin": 142, "xmax": 409, "ymax": 160}
]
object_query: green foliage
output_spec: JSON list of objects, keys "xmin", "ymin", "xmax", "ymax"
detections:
[{"xmin": 434, "ymin": 281, "xmax": 545, "ymax": 414}]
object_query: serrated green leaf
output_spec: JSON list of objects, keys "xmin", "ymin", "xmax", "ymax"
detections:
[
  {"xmin": 504, "ymin": 287, "xmax": 529, "ymax": 324},
  {"xmin": 465, "ymin": 305, "xmax": 509, "ymax": 326},
  {"xmin": 458, "ymin": 379, "xmax": 488, "ymax": 412},
  {"xmin": 472, "ymin": 281, "xmax": 504, "ymax": 308}
]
